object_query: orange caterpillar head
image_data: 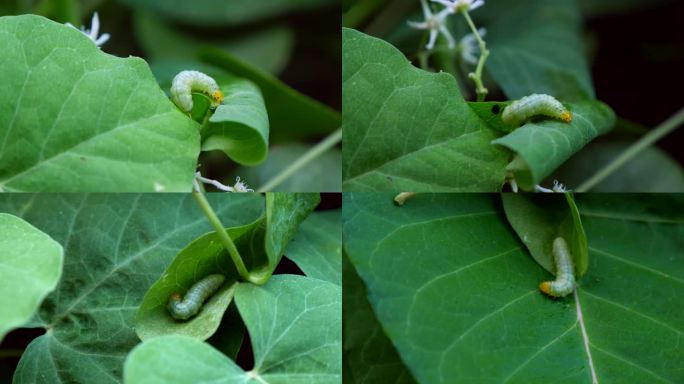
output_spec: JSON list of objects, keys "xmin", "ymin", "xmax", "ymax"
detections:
[
  {"xmin": 539, "ymin": 282, "xmax": 552, "ymax": 296},
  {"xmin": 212, "ymin": 90, "xmax": 224, "ymax": 105},
  {"xmin": 169, "ymin": 292, "xmax": 182, "ymax": 302},
  {"xmin": 560, "ymin": 111, "xmax": 572, "ymax": 123}
]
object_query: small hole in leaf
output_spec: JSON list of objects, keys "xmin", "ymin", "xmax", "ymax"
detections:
[{"xmin": 491, "ymin": 104, "xmax": 500, "ymax": 114}]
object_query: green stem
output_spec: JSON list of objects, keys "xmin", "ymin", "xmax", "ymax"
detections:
[
  {"xmin": 461, "ymin": 10, "xmax": 489, "ymax": 101},
  {"xmin": 576, "ymin": 107, "xmax": 684, "ymax": 192},
  {"xmin": 191, "ymin": 190, "xmax": 249, "ymax": 280},
  {"xmin": 257, "ymin": 128, "xmax": 342, "ymax": 192}
]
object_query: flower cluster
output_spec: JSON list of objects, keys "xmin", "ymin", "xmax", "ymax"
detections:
[
  {"xmin": 408, "ymin": 0, "xmax": 485, "ymax": 54},
  {"xmin": 194, "ymin": 172, "xmax": 255, "ymax": 193}
]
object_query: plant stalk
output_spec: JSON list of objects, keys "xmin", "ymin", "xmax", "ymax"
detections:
[
  {"xmin": 258, "ymin": 128, "xmax": 342, "ymax": 192},
  {"xmin": 191, "ymin": 190, "xmax": 250, "ymax": 280},
  {"xmin": 462, "ymin": 10, "xmax": 489, "ymax": 101},
  {"xmin": 576, "ymin": 107, "xmax": 684, "ymax": 192}
]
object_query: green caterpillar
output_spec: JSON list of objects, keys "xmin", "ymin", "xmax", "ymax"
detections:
[
  {"xmin": 170, "ymin": 70, "xmax": 223, "ymax": 113},
  {"xmin": 539, "ymin": 237, "xmax": 575, "ymax": 298},
  {"xmin": 168, "ymin": 274, "xmax": 226, "ymax": 320},
  {"xmin": 502, "ymin": 94, "xmax": 572, "ymax": 127}
]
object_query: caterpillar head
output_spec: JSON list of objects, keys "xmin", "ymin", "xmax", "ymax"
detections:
[
  {"xmin": 212, "ymin": 90, "xmax": 224, "ymax": 106},
  {"xmin": 539, "ymin": 281, "xmax": 552, "ymax": 296},
  {"xmin": 169, "ymin": 292, "xmax": 182, "ymax": 303},
  {"xmin": 560, "ymin": 111, "xmax": 572, "ymax": 123}
]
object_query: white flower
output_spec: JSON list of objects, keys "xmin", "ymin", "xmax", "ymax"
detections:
[
  {"xmin": 535, "ymin": 180, "xmax": 568, "ymax": 193},
  {"xmin": 408, "ymin": 0, "xmax": 455, "ymax": 50},
  {"xmin": 194, "ymin": 172, "xmax": 254, "ymax": 193},
  {"xmin": 552, "ymin": 180, "xmax": 568, "ymax": 192},
  {"xmin": 432, "ymin": 0, "xmax": 485, "ymax": 14},
  {"xmin": 66, "ymin": 12, "xmax": 110, "ymax": 47},
  {"xmin": 231, "ymin": 177, "xmax": 254, "ymax": 193},
  {"xmin": 459, "ymin": 28, "xmax": 486, "ymax": 64}
]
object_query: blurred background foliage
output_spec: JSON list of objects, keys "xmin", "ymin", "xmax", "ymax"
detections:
[
  {"xmin": 1, "ymin": 0, "xmax": 341, "ymax": 192},
  {"xmin": 343, "ymin": 0, "xmax": 684, "ymax": 191}
]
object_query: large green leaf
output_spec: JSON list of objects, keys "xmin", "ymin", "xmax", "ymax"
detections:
[
  {"xmin": 118, "ymin": 0, "xmax": 336, "ymax": 27},
  {"xmin": 0, "ymin": 194, "xmax": 264, "ymax": 384},
  {"xmin": 343, "ymin": 254, "xmax": 416, "ymax": 384},
  {"xmin": 0, "ymin": 15, "xmax": 200, "ymax": 192},
  {"xmin": 491, "ymin": 101, "xmax": 616, "ymax": 190},
  {"xmin": 343, "ymin": 193, "xmax": 684, "ymax": 383},
  {"xmin": 286, "ymin": 210, "xmax": 342, "ymax": 285},
  {"xmin": 0, "ymin": 213, "xmax": 63, "ymax": 341},
  {"xmin": 481, "ymin": 0, "xmax": 594, "ymax": 101},
  {"xmin": 342, "ymin": 28, "xmax": 510, "ymax": 192},
  {"xmin": 198, "ymin": 47, "xmax": 341, "ymax": 142},
  {"xmin": 235, "ymin": 143, "xmax": 342, "ymax": 192},
  {"xmin": 124, "ymin": 275, "xmax": 342, "ymax": 383},
  {"xmin": 133, "ymin": 11, "xmax": 293, "ymax": 75}
]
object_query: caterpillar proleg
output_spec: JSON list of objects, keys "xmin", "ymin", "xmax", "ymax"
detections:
[
  {"xmin": 539, "ymin": 237, "xmax": 575, "ymax": 297},
  {"xmin": 502, "ymin": 94, "xmax": 572, "ymax": 127},
  {"xmin": 170, "ymin": 70, "xmax": 223, "ymax": 112},
  {"xmin": 168, "ymin": 274, "xmax": 226, "ymax": 320}
]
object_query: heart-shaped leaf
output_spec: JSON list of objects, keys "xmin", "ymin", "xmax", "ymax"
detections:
[
  {"xmin": 0, "ymin": 194, "xmax": 264, "ymax": 384},
  {"xmin": 342, "ymin": 28, "xmax": 510, "ymax": 192},
  {"xmin": 0, "ymin": 213, "xmax": 63, "ymax": 340},
  {"xmin": 343, "ymin": 193, "xmax": 684, "ymax": 383},
  {"xmin": 124, "ymin": 275, "xmax": 342, "ymax": 383},
  {"xmin": 0, "ymin": 15, "xmax": 200, "ymax": 192}
]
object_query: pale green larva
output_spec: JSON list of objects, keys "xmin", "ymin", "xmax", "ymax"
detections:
[
  {"xmin": 502, "ymin": 94, "xmax": 572, "ymax": 127},
  {"xmin": 170, "ymin": 70, "xmax": 223, "ymax": 113},
  {"xmin": 168, "ymin": 274, "xmax": 226, "ymax": 320},
  {"xmin": 539, "ymin": 237, "xmax": 575, "ymax": 298}
]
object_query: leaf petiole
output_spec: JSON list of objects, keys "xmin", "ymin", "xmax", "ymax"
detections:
[
  {"xmin": 461, "ymin": 10, "xmax": 489, "ymax": 101},
  {"xmin": 191, "ymin": 190, "xmax": 250, "ymax": 281},
  {"xmin": 257, "ymin": 128, "xmax": 342, "ymax": 192},
  {"xmin": 576, "ymin": 106, "xmax": 684, "ymax": 191}
]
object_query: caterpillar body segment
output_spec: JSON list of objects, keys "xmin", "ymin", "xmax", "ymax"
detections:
[
  {"xmin": 168, "ymin": 274, "xmax": 226, "ymax": 320},
  {"xmin": 502, "ymin": 94, "xmax": 572, "ymax": 127},
  {"xmin": 539, "ymin": 237, "xmax": 575, "ymax": 298},
  {"xmin": 170, "ymin": 70, "xmax": 223, "ymax": 112}
]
